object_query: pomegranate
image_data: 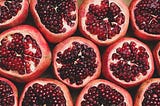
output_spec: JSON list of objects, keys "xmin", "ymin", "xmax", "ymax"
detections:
[
  {"xmin": 0, "ymin": 25, "xmax": 51, "ymax": 82},
  {"xmin": 134, "ymin": 78, "xmax": 160, "ymax": 106},
  {"xmin": 75, "ymin": 79, "xmax": 133, "ymax": 106},
  {"xmin": 78, "ymin": 0, "xmax": 129, "ymax": 46},
  {"xmin": 30, "ymin": 0, "xmax": 78, "ymax": 43},
  {"xmin": 19, "ymin": 78, "xmax": 73, "ymax": 106},
  {"xmin": 102, "ymin": 37, "xmax": 154, "ymax": 88},
  {"xmin": 52, "ymin": 36, "xmax": 101, "ymax": 88},
  {"xmin": 0, "ymin": 77, "xmax": 18, "ymax": 106},
  {"xmin": 153, "ymin": 42, "xmax": 160, "ymax": 75},
  {"xmin": 0, "ymin": 0, "xmax": 29, "ymax": 29},
  {"xmin": 129, "ymin": 0, "xmax": 160, "ymax": 41}
]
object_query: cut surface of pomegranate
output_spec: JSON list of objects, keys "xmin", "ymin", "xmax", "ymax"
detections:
[
  {"xmin": 129, "ymin": 0, "xmax": 160, "ymax": 40},
  {"xmin": 102, "ymin": 37, "xmax": 154, "ymax": 88},
  {"xmin": 153, "ymin": 42, "xmax": 160, "ymax": 75},
  {"xmin": 0, "ymin": 25, "xmax": 51, "ymax": 82},
  {"xmin": 19, "ymin": 78, "xmax": 73, "ymax": 106},
  {"xmin": 79, "ymin": 0, "xmax": 129, "ymax": 46},
  {"xmin": 134, "ymin": 78, "xmax": 160, "ymax": 106},
  {"xmin": 52, "ymin": 36, "xmax": 101, "ymax": 88},
  {"xmin": 0, "ymin": 0, "xmax": 29, "ymax": 29},
  {"xmin": 76, "ymin": 79, "xmax": 133, "ymax": 106},
  {"xmin": 0, "ymin": 77, "xmax": 18, "ymax": 106},
  {"xmin": 30, "ymin": 0, "xmax": 78, "ymax": 43}
]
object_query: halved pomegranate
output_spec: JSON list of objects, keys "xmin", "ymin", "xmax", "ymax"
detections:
[
  {"xmin": 76, "ymin": 79, "xmax": 133, "ymax": 106},
  {"xmin": 30, "ymin": 0, "xmax": 78, "ymax": 43},
  {"xmin": 102, "ymin": 37, "xmax": 154, "ymax": 88},
  {"xmin": 52, "ymin": 36, "xmax": 101, "ymax": 88},
  {"xmin": 129, "ymin": 0, "xmax": 160, "ymax": 41},
  {"xmin": 19, "ymin": 78, "xmax": 73, "ymax": 106},
  {"xmin": 134, "ymin": 78, "xmax": 160, "ymax": 106},
  {"xmin": 0, "ymin": 77, "xmax": 18, "ymax": 106},
  {"xmin": 79, "ymin": 0, "xmax": 129, "ymax": 46},
  {"xmin": 153, "ymin": 42, "xmax": 160, "ymax": 75},
  {"xmin": 0, "ymin": 0, "xmax": 29, "ymax": 29},
  {"xmin": 0, "ymin": 25, "xmax": 51, "ymax": 82}
]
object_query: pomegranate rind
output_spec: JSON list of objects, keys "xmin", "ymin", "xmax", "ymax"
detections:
[
  {"xmin": 102, "ymin": 37, "xmax": 154, "ymax": 88},
  {"xmin": 78, "ymin": 0, "xmax": 129, "ymax": 46},
  {"xmin": 153, "ymin": 42, "xmax": 160, "ymax": 75},
  {"xmin": 129, "ymin": 0, "xmax": 160, "ymax": 41},
  {"xmin": 0, "ymin": 0, "xmax": 29, "ymax": 29},
  {"xmin": 30, "ymin": 0, "xmax": 78, "ymax": 43},
  {"xmin": 0, "ymin": 77, "xmax": 18, "ymax": 106},
  {"xmin": 75, "ymin": 79, "xmax": 133, "ymax": 106},
  {"xmin": 19, "ymin": 78, "xmax": 73, "ymax": 106},
  {"xmin": 134, "ymin": 78, "xmax": 160, "ymax": 106},
  {"xmin": 0, "ymin": 25, "xmax": 51, "ymax": 82},
  {"xmin": 52, "ymin": 36, "xmax": 101, "ymax": 88}
]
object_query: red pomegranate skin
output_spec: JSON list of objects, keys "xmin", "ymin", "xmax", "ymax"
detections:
[
  {"xmin": 153, "ymin": 42, "xmax": 160, "ymax": 75},
  {"xmin": 102, "ymin": 37, "xmax": 154, "ymax": 88},
  {"xmin": 0, "ymin": 25, "xmax": 51, "ymax": 82},
  {"xmin": 0, "ymin": 0, "xmax": 29, "ymax": 29},
  {"xmin": 30, "ymin": 0, "xmax": 78, "ymax": 43}
]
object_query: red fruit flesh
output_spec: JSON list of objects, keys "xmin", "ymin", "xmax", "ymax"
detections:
[
  {"xmin": 102, "ymin": 37, "xmax": 154, "ymax": 88},
  {"xmin": 76, "ymin": 79, "xmax": 133, "ymax": 106},
  {"xmin": 134, "ymin": 78, "xmax": 160, "ymax": 106},
  {"xmin": 0, "ymin": 0, "xmax": 29, "ymax": 29},
  {"xmin": 0, "ymin": 77, "xmax": 18, "ymax": 106},
  {"xmin": 19, "ymin": 78, "xmax": 73, "ymax": 106},
  {"xmin": 79, "ymin": 0, "xmax": 129, "ymax": 46},
  {"xmin": 153, "ymin": 42, "xmax": 160, "ymax": 75},
  {"xmin": 52, "ymin": 36, "xmax": 101, "ymax": 88},
  {"xmin": 0, "ymin": 25, "xmax": 51, "ymax": 82},
  {"xmin": 129, "ymin": 0, "xmax": 160, "ymax": 41},
  {"xmin": 30, "ymin": 0, "xmax": 78, "ymax": 43}
]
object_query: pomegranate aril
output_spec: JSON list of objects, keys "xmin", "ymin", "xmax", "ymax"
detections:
[
  {"xmin": 81, "ymin": 83, "xmax": 126, "ymax": 106},
  {"xmin": 56, "ymin": 41, "xmax": 97, "ymax": 85},
  {"xmin": 22, "ymin": 83, "xmax": 66, "ymax": 106}
]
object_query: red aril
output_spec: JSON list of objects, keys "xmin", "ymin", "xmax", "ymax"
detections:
[
  {"xmin": 129, "ymin": 0, "xmax": 160, "ymax": 41},
  {"xmin": 102, "ymin": 37, "xmax": 154, "ymax": 88},
  {"xmin": 153, "ymin": 42, "xmax": 160, "ymax": 75},
  {"xmin": 0, "ymin": 25, "xmax": 51, "ymax": 82},
  {"xmin": 76, "ymin": 79, "xmax": 133, "ymax": 106},
  {"xmin": 0, "ymin": 77, "xmax": 18, "ymax": 106},
  {"xmin": 52, "ymin": 36, "xmax": 101, "ymax": 88},
  {"xmin": 19, "ymin": 78, "xmax": 73, "ymax": 106},
  {"xmin": 79, "ymin": 0, "xmax": 129, "ymax": 46},
  {"xmin": 0, "ymin": 0, "xmax": 29, "ymax": 29},
  {"xmin": 30, "ymin": 0, "xmax": 78, "ymax": 43}
]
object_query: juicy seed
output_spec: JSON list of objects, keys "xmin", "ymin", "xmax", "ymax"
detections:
[
  {"xmin": 142, "ymin": 82, "xmax": 160, "ymax": 106},
  {"xmin": 35, "ymin": 0, "xmax": 76, "ymax": 33},
  {"xmin": 0, "ymin": 80, "xmax": 15, "ymax": 106},
  {"xmin": 85, "ymin": 0, "xmax": 125, "ymax": 41},
  {"xmin": 134, "ymin": 0, "xmax": 160, "ymax": 34},
  {"xmin": 22, "ymin": 83, "xmax": 66, "ymax": 106},
  {"xmin": 81, "ymin": 83, "xmax": 126, "ymax": 106},
  {"xmin": 56, "ymin": 42, "xmax": 97, "ymax": 85},
  {"xmin": 110, "ymin": 41, "xmax": 150, "ymax": 82},
  {"xmin": 0, "ymin": 0, "xmax": 22, "ymax": 23},
  {"xmin": 0, "ymin": 33, "xmax": 42, "ymax": 75}
]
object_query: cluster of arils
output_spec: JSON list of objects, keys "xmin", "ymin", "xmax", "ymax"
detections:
[{"xmin": 0, "ymin": 0, "xmax": 160, "ymax": 106}]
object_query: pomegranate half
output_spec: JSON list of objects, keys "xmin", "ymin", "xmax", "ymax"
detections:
[
  {"xmin": 153, "ymin": 42, "xmax": 160, "ymax": 75},
  {"xmin": 30, "ymin": 0, "xmax": 78, "ymax": 43},
  {"xmin": 102, "ymin": 37, "xmax": 154, "ymax": 88},
  {"xmin": 0, "ymin": 0, "xmax": 29, "ymax": 29},
  {"xmin": 0, "ymin": 77, "xmax": 18, "ymax": 106},
  {"xmin": 0, "ymin": 25, "xmax": 51, "ymax": 82},
  {"xmin": 19, "ymin": 78, "xmax": 73, "ymax": 106},
  {"xmin": 76, "ymin": 79, "xmax": 133, "ymax": 106},
  {"xmin": 52, "ymin": 36, "xmax": 101, "ymax": 88},
  {"xmin": 129, "ymin": 0, "xmax": 160, "ymax": 41},
  {"xmin": 134, "ymin": 78, "xmax": 160, "ymax": 106},
  {"xmin": 79, "ymin": 0, "xmax": 129, "ymax": 46}
]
